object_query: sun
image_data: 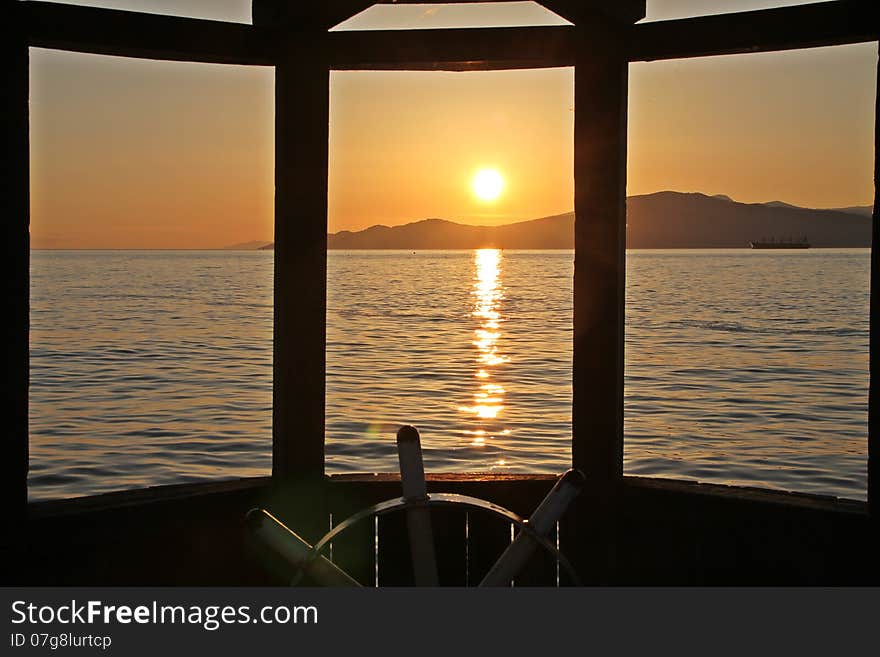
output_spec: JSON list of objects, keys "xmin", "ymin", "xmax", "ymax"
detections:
[{"xmin": 472, "ymin": 168, "xmax": 504, "ymax": 202}]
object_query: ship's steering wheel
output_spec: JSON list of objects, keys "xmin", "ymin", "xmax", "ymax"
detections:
[{"xmin": 248, "ymin": 425, "xmax": 584, "ymax": 586}]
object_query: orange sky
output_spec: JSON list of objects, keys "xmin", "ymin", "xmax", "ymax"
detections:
[{"xmin": 28, "ymin": 1, "xmax": 878, "ymax": 249}]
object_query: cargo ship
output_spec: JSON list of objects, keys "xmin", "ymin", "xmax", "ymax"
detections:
[{"xmin": 749, "ymin": 237, "xmax": 810, "ymax": 249}]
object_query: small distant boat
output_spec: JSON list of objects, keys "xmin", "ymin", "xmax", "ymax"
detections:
[{"xmin": 749, "ymin": 236, "xmax": 810, "ymax": 249}]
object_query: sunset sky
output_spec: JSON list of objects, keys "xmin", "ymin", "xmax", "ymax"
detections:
[{"xmin": 29, "ymin": 1, "xmax": 878, "ymax": 248}]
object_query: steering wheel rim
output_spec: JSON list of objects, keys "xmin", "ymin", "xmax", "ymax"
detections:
[{"xmin": 294, "ymin": 492, "xmax": 581, "ymax": 586}]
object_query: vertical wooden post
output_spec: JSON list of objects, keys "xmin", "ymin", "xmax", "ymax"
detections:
[
  {"xmin": 870, "ymin": 47, "xmax": 879, "ymax": 520},
  {"xmin": 3, "ymin": 2, "xmax": 30, "ymax": 520},
  {"xmin": 571, "ymin": 24, "xmax": 629, "ymax": 490},
  {"xmin": 567, "ymin": 18, "xmax": 630, "ymax": 584},
  {"xmin": 271, "ymin": 34, "xmax": 329, "ymax": 479}
]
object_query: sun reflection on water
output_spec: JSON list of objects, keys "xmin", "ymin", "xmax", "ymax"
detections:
[{"xmin": 458, "ymin": 249, "xmax": 510, "ymax": 455}]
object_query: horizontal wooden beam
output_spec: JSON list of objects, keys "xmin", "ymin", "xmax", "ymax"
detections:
[
  {"xmin": 328, "ymin": 3, "xmax": 878, "ymax": 71},
  {"xmin": 371, "ymin": 0, "xmax": 542, "ymax": 3},
  {"xmin": 539, "ymin": 0, "xmax": 645, "ymax": 26},
  {"xmin": 630, "ymin": 0, "xmax": 879, "ymax": 62},
  {"xmin": 25, "ymin": 1, "xmax": 275, "ymax": 65},
  {"xmin": 253, "ymin": 0, "xmax": 374, "ymax": 32},
  {"xmin": 366, "ymin": 0, "xmax": 646, "ymax": 26},
  {"xmin": 22, "ymin": 1, "xmax": 879, "ymax": 70},
  {"xmin": 328, "ymin": 25, "xmax": 576, "ymax": 71}
]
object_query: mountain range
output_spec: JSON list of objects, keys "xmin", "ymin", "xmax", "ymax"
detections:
[{"xmin": 239, "ymin": 191, "xmax": 873, "ymax": 250}]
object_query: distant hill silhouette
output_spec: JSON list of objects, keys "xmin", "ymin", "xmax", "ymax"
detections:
[
  {"xmin": 829, "ymin": 205, "xmax": 873, "ymax": 218},
  {"xmin": 626, "ymin": 192, "xmax": 871, "ymax": 248},
  {"xmin": 246, "ymin": 191, "xmax": 872, "ymax": 250},
  {"xmin": 327, "ymin": 214, "xmax": 575, "ymax": 249},
  {"xmin": 223, "ymin": 240, "xmax": 273, "ymax": 250}
]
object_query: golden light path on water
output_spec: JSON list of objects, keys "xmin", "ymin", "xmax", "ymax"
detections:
[{"xmin": 459, "ymin": 249, "xmax": 511, "ymax": 464}]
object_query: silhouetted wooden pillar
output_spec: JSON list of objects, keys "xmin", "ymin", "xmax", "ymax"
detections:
[
  {"xmin": 565, "ymin": 16, "xmax": 631, "ymax": 585},
  {"xmin": 255, "ymin": 0, "xmax": 372, "ymax": 483},
  {"xmin": 3, "ymin": 2, "xmax": 30, "ymax": 520},
  {"xmin": 270, "ymin": 34, "xmax": 330, "ymax": 479},
  {"xmin": 870, "ymin": 47, "xmax": 879, "ymax": 520},
  {"xmin": 571, "ymin": 24, "xmax": 629, "ymax": 490}
]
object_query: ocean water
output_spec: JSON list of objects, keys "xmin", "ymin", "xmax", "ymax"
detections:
[{"xmin": 28, "ymin": 249, "xmax": 869, "ymax": 501}]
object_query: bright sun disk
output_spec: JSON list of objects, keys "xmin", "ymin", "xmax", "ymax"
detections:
[{"xmin": 472, "ymin": 168, "xmax": 504, "ymax": 202}]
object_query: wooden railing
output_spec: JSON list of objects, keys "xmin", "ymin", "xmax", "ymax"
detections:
[{"xmin": 17, "ymin": 472, "xmax": 871, "ymax": 586}]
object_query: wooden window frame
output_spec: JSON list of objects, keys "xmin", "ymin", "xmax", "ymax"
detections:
[{"xmin": 7, "ymin": 0, "xmax": 878, "ymax": 522}]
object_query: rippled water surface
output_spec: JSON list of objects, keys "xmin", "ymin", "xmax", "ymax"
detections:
[{"xmin": 29, "ymin": 249, "xmax": 868, "ymax": 501}]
